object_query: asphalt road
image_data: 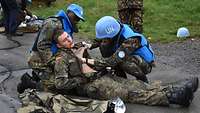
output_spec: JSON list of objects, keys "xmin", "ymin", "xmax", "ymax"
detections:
[{"xmin": 0, "ymin": 33, "xmax": 199, "ymax": 113}]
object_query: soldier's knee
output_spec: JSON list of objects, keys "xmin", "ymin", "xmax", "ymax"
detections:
[
  {"xmin": 135, "ymin": 75, "xmax": 149, "ymax": 83},
  {"xmin": 133, "ymin": 55, "xmax": 152, "ymax": 74}
]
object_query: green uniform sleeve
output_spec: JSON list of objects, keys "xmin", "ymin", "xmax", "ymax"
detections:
[
  {"xmin": 55, "ymin": 76, "xmax": 87, "ymax": 90},
  {"xmin": 37, "ymin": 18, "xmax": 63, "ymax": 64},
  {"xmin": 92, "ymin": 50, "xmax": 123, "ymax": 70}
]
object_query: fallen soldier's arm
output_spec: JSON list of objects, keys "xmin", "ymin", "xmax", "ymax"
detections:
[
  {"xmin": 55, "ymin": 76, "xmax": 87, "ymax": 90},
  {"xmin": 80, "ymin": 49, "xmax": 124, "ymax": 70}
]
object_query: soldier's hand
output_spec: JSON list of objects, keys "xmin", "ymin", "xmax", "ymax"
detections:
[
  {"xmin": 81, "ymin": 41, "xmax": 92, "ymax": 49},
  {"xmin": 74, "ymin": 47, "xmax": 88, "ymax": 59}
]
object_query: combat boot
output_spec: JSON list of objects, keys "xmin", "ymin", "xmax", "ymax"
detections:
[
  {"xmin": 17, "ymin": 72, "xmax": 39, "ymax": 94},
  {"xmin": 165, "ymin": 85, "xmax": 193, "ymax": 107},
  {"xmin": 32, "ymin": 70, "xmax": 41, "ymax": 82},
  {"xmin": 171, "ymin": 77, "xmax": 199, "ymax": 93}
]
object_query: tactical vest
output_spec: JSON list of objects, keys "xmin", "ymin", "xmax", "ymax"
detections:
[{"xmin": 120, "ymin": 24, "xmax": 155, "ymax": 63}]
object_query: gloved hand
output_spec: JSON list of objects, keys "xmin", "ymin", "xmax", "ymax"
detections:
[
  {"xmin": 74, "ymin": 47, "xmax": 87, "ymax": 59},
  {"xmin": 81, "ymin": 41, "xmax": 92, "ymax": 49}
]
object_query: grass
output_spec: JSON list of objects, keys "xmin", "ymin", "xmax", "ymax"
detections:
[
  {"xmin": 30, "ymin": 0, "xmax": 200, "ymax": 43},
  {"xmin": 144, "ymin": 0, "xmax": 200, "ymax": 42}
]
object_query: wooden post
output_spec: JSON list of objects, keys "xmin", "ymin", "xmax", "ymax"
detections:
[{"xmin": 117, "ymin": 0, "xmax": 143, "ymax": 33}]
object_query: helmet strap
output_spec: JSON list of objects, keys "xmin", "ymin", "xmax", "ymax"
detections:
[{"xmin": 114, "ymin": 22, "xmax": 124, "ymax": 50}]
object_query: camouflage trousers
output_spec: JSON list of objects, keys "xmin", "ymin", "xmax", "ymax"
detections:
[
  {"xmin": 79, "ymin": 75, "xmax": 169, "ymax": 106},
  {"xmin": 117, "ymin": 55, "xmax": 152, "ymax": 82},
  {"xmin": 34, "ymin": 72, "xmax": 168, "ymax": 106},
  {"xmin": 117, "ymin": 0, "xmax": 143, "ymax": 33}
]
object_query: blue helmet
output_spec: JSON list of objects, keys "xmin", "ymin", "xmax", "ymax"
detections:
[
  {"xmin": 67, "ymin": 4, "xmax": 85, "ymax": 21},
  {"xmin": 95, "ymin": 16, "xmax": 121, "ymax": 39},
  {"xmin": 27, "ymin": 0, "xmax": 32, "ymax": 4},
  {"xmin": 177, "ymin": 27, "xmax": 190, "ymax": 38}
]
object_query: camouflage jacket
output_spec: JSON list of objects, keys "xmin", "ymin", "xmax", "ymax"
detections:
[
  {"xmin": 28, "ymin": 17, "xmax": 63, "ymax": 70},
  {"xmin": 28, "ymin": 17, "xmax": 88, "ymax": 91}
]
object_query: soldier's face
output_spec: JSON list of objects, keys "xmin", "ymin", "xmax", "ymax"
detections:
[
  {"xmin": 68, "ymin": 12, "xmax": 81, "ymax": 33},
  {"xmin": 57, "ymin": 32, "xmax": 73, "ymax": 48},
  {"xmin": 99, "ymin": 39, "xmax": 115, "ymax": 57}
]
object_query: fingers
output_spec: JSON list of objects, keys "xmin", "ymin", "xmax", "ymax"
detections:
[
  {"xmin": 74, "ymin": 47, "xmax": 87, "ymax": 58},
  {"xmin": 82, "ymin": 41, "xmax": 92, "ymax": 49}
]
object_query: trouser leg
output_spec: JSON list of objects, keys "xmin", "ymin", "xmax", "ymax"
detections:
[
  {"xmin": 121, "ymin": 55, "xmax": 151, "ymax": 83},
  {"xmin": 83, "ymin": 76, "xmax": 169, "ymax": 106},
  {"xmin": 8, "ymin": 9, "xmax": 18, "ymax": 34},
  {"xmin": 3, "ymin": 12, "xmax": 9, "ymax": 33},
  {"xmin": 1, "ymin": 4, "xmax": 9, "ymax": 33},
  {"xmin": 117, "ymin": 0, "xmax": 143, "ymax": 33}
]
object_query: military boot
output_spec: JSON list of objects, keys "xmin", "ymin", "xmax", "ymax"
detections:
[
  {"xmin": 17, "ymin": 72, "xmax": 40, "ymax": 94},
  {"xmin": 171, "ymin": 77, "xmax": 199, "ymax": 93},
  {"xmin": 32, "ymin": 70, "xmax": 41, "ymax": 82},
  {"xmin": 165, "ymin": 85, "xmax": 193, "ymax": 107}
]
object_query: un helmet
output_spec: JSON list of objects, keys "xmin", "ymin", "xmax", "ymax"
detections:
[
  {"xmin": 27, "ymin": 0, "xmax": 32, "ymax": 3},
  {"xmin": 67, "ymin": 4, "xmax": 85, "ymax": 21},
  {"xmin": 95, "ymin": 16, "xmax": 121, "ymax": 39},
  {"xmin": 177, "ymin": 27, "xmax": 190, "ymax": 38}
]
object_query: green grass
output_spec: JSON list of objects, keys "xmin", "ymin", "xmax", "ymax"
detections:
[
  {"xmin": 144, "ymin": 0, "xmax": 200, "ymax": 42},
  {"xmin": 30, "ymin": 0, "xmax": 200, "ymax": 42}
]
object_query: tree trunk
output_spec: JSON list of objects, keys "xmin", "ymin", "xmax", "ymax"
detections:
[{"xmin": 117, "ymin": 0, "xmax": 143, "ymax": 33}]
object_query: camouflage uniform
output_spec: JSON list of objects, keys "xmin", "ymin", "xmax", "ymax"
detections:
[
  {"xmin": 90, "ymin": 38, "xmax": 152, "ymax": 82},
  {"xmin": 27, "ymin": 17, "xmax": 86, "ymax": 92},
  {"xmin": 69, "ymin": 48, "xmax": 167, "ymax": 106},
  {"xmin": 82, "ymin": 75, "xmax": 169, "ymax": 106},
  {"xmin": 117, "ymin": 0, "xmax": 143, "ymax": 33},
  {"xmin": 27, "ymin": 17, "xmax": 63, "ymax": 71}
]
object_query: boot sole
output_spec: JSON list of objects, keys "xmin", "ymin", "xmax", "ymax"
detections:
[
  {"xmin": 193, "ymin": 77, "xmax": 199, "ymax": 92},
  {"xmin": 183, "ymin": 87, "xmax": 193, "ymax": 107},
  {"xmin": 194, "ymin": 77, "xmax": 199, "ymax": 92}
]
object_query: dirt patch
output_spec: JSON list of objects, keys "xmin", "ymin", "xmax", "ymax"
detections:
[{"xmin": 152, "ymin": 38, "xmax": 200, "ymax": 75}]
